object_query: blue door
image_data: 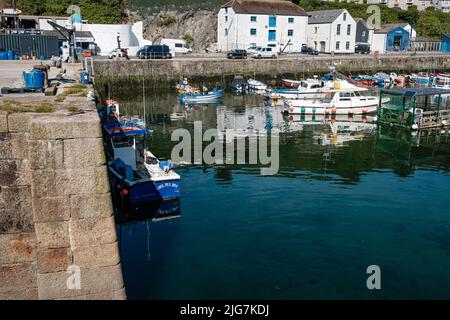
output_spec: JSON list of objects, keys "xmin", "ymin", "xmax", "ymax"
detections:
[{"xmin": 268, "ymin": 30, "xmax": 276, "ymax": 41}]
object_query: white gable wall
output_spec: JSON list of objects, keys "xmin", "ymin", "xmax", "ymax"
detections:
[
  {"xmin": 217, "ymin": 7, "xmax": 308, "ymax": 52},
  {"xmin": 307, "ymin": 10, "xmax": 356, "ymax": 54}
]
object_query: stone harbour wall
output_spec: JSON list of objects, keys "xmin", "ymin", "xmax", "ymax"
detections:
[
  {"xmin": 93, "ymin": 53, "xmax": 450, "ymax": 88},
  {"xmin": 0, "ymin": 106, "xmax": 126, "ymax": 299}
]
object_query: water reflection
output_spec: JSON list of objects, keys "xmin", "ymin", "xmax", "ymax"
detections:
[{"xmin": 108, "ymin": 89, "xmax": 450, "ymax": 299}]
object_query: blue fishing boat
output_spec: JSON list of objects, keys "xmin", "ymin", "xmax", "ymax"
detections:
[
  {"xmin": 180, "ymin": 88, "xmax": 224, "ymax": 104},
  {"xmin": 104, "ymin": 122, "xmax": 181, "ymax": 205}
]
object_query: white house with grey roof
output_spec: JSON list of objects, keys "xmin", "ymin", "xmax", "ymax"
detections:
[
  {"xmin": 217, "ymin": 0, "xmax": 309, "ymax": 52},
  {"xmin": 307, "ymin": 9, "xmax": 356, "ymax": 54}
]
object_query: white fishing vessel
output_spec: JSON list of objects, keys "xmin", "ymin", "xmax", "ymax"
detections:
[
  {"xmin": 285, "ymin": 80, "xmax": 380, "ymax": 115},
  {"xmin": 266, "ymin": 78, "xmax": 332, "ymax": 100},
  {"xmin": 247, "ymin": 78, "xmax": 267, "ymax": 90}
]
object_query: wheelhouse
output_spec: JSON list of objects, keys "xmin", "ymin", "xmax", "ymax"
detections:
[{"xmin": 377, "ymin": 88, "xmax": 450, "ymax": 129}]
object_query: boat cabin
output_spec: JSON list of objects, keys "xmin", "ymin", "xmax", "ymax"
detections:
[{"xmin": 377, "ymin": 88, "xmax": 450, "ymax": 129}]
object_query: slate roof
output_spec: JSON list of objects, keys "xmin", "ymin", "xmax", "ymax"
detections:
[
  {"xmin": 222, "ymin": 0, "xmax": 308, "ymax": 16},
  {"xmin": 374, "ymin": 24, "xmax": 408, "ymax": 34},
  {"xmin": 307, "ymin": 9, "xmax": 345, "ymax": 24}
]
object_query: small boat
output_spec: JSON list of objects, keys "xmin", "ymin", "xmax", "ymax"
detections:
[
  {"xmin": 247, "ymin": 78, "xmax": 267, "ymax": 90},
  {"xmin": 266, "ymin": 78, "xmax": 331, "ymax": 100},
  {"xmin": 432, "ymin": 75, "xmax": 450, "ymax": 90},
  {"xmin": 231, "ymin": 76, "xmax": 248, "ymax": 93},
  {"xmin": 285, "ymin": 81, "xmax": 380, "ymax": 115},
  {"xmin": 99, "ymin": 99, "xmax": 121, "ymax": 124},
  {"xmin": 104, "ymin": 122, "xmax": 181, "ymax": 204},
  {"xmin": 180, "ymin": 88, "xmax": 224, "ymax": 104},
  {"xmin": 282, "ymin": 79, "xmax": 301, "ymax": 88},
  {"xmin": 409, "ymin": 72, "xmax": 431, "ymax": 85}
]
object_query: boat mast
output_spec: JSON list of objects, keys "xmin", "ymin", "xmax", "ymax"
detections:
[{"xmin": 142, "ymin": 71, "xmax": 146, "ymax": 128}]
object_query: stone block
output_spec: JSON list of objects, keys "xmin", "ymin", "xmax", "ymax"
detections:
[
  {"xmin": 34, "ymin": 221, "xmax": 70, "ymax": 249},
  {"xmin": 7, "ymin": 113, "xmax": 32, "ymax": 133},
  {"xmin": 0, "ymin": 111, "xmax": 7, "ymax": 133},
  {"xmin": 0, "ymin": 159, "xmax": 31, "ymax": 186},
  {"xmin": 29, "ymin": 113, "xmax": 102, "ymax": 140},
  {"xmin": 0, "ymin": 186, "xmax": 33, "ymax": 233},
  {"xmin": 0, "ymin": 233, "xmax": 36, "ymax": 264},
  {"xmin": 37, "ymin": 247, "xmax": 71, "ymax": 273},
  {"xmin": 28, "ymin": 139, "xmax": 63, "ymax": 170},
  {"xmin": 32, "ymin": 196, "xmax": 70, "ymax": 222},
  {"xmin": 0, "ymin": 133, "xmax": 11, "ymax": 159},
  {"xmin": 31, "ymin": 167, "xmax": 110, "ymax": 198},
  {"xmin": 9, "ymin": 132, "xmax": 30, "ymax": 159},
  {"xmin": 0, "ymin": 262, "xmax": 37, "ymax": 290},
  {"xmin": 0, "ymin": 287, "xmax": 38, "ymax": 300},
  {"xmin": 73, "ymin": 242, "xmax": 120, "ymax": 268},
  {"xmin": 37, "ymin": 264, "xmax": 124, "ymax": 299},
  {"xmin": 63, "ymin": 137, "xmax": 106, "ymax": 168},
  {"xmin": 69, "ymin": 193, "xmax": 113, "ymax": 219},
  {"xmin": 69, "ymin": 216, "xmax": 116, "ymax": 248}
]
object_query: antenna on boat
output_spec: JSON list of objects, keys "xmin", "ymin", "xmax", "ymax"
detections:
[{"xmin": 142, "ymin": 71, "xmax": 146, "ymax": 128}]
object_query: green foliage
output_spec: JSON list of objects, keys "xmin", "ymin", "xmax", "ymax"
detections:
[
  {"xmin": 294, "ymin": 0, "xmax": 450, "ymax": 39},
  {"xmin": 182, "ymin": 33, "xmax": 194, "ymax": 44},
  {"xmin": 16, "ymin": 0, "xmax": 126, "ymax": 24},
  {"xmin": 158, "ymin": 15, "xmax": 176, "ymax": 27}
]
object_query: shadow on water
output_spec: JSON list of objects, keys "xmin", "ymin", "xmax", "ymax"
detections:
[{"xmin": 107, "ymin": 86, "xmax": 450, "ymax": 299}]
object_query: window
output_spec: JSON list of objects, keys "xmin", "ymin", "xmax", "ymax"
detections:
[
  {"xmin": 225, "ymin": 28, "xmax": 228, "ymax": 36},
  {"xmin": 225, "ymin": 16, "xmax": 228, "ymax": 22},
  {"xmin": 336, "ymin": 41, "xmax": 340, "ymax": 50},
  {"xmin": 347, "ymin": 24, "xmax": 351, "ymax": 35},
  {"xmin": 251, "ymin": 16, "xmax": 257, "ymax": 22},
  {"xmin": 346, "ymin": 41, "xmax": 350, "ymax": 50},
  {"xmin": 175, "ymin": 43, "xmax": 183, "ymax": 48},
  {"xmin": 250, "ymin": 28, "xmax": 257, "ymax": 36},
  {"xmin": 269, "ymin": 16, "xmax": 277, "ymax": 27},
  {"xmin": 288, "ymin": 17, "xmax": 294, "ymax": 23},
  {"xmin": 362, "ymin": 30, "xmax": 366, "ymax": 37},
  {"xmin": 288, "ymin": 29, "xmax": 294, "ymax": 36},
  {"xmin": 337, "ymin": 24, "xmax": 341, "ymax": 35},
  {"xmin": 343, "ymin": 12, "xmax": 347, "ymax": 21},
  {"xmin": 225, "ymin": 8, "xmax": 228, "ymax": 14}
]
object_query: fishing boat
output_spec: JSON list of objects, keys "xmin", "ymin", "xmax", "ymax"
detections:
[
  {"xmin": 180, "ymin": 88, "xmax": 224, "ymax": 104},
  {"xmin": 247, "ymin": 78, "xmax": 267, "ymax": 91},
  {"xmin": 432, "ymin": 75, "xmax": 450, "ymax": 90},
  {"xmin": 285, "ymin": 81, "xmax": 380, "ymax": 115},
  {"xmin": 104, "ymin": 122, "xmax": 181, "ymax": 205},
  {"xmin": 282, "ymin": 79, "xmax": 301, "ymax": 88},
  {"xmin": 99, "ymin": 99, "xmax": 121, "ymax": 124},
  {"xmin": 409, "ymin": 72, "xmax": 431, "ymax": 85},
  {"xmin": 176, "ymin": 79, "xmax": 199, "ymax": 94},
  {"xmin": 266, "ymin": 78, "xmax": 332, "ymax": 100},
  {"xmin": 351, "ymin": 75, "xmax": 384, "ymax": 87},
  {"xmin": 230, "ymin": 76, "xmax": 248, "ymax": 94}
]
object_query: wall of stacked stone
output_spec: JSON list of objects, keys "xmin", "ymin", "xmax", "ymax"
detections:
[{"xmin": 0, "ymin": 108, "xmax": 126, "ymax": 300}]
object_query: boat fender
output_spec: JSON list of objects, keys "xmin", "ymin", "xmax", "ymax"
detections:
[
  {"xmin": 301, "ymin": 107, "xmax": 306, "ymax": 113},
  {"xmin": 362, "ymin": 107, "xmax": 368, "ymax": 113},
  {"xmin": 331, "ymin": 107, "xmax": 337, "ymax": 113}
]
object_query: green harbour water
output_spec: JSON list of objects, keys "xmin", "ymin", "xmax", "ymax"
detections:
[{"xmin": 110, "ymin": 89, "xmax": 450, "ymax": 299}]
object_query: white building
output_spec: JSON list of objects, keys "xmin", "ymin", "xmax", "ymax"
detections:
[
  {"xmin": 217, "ymin": 0, "xmax": 309, "ymax": 52},
  {"xmin": 74, "ymin": 21, "xmax": 151, "ymax": 56},
  {"xmin": 307, "ymin": 9, "xmax": 357, "ymax": 54}
]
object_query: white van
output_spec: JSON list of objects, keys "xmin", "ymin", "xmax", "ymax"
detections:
[{"xmin": 160, "ymin": 39, "xmax": 192, "ymax": 55}]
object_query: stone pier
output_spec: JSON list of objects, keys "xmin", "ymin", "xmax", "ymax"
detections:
[{"xmin": 0, "ymin": 79, "xmax": 125, "ymax": 299}]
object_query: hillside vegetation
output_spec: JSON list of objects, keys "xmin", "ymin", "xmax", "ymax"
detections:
[
  {"xmin": 16, "ymin": 0, "xmax": 126, "ymax": 24},
  {"xmin": 295, "ymin": 0, "xmax": 450, "ymax": 39}
]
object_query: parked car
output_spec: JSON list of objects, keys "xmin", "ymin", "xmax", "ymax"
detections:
[
  {"xmin": 355, "ymin": 43, "xmax": 371, "ymax": 54},
  {"xmin": 300, "ymin": 45, "xmax": 319, "ymax": 55},
  {"xmin": 161, "ymin": 39, "xmax": 192, "ymax": 55},
  {"xmin": 250, "ymin": 47, "xmax": 278, "ymax": 59},
  {"xmin": 247, "ymin": 45, "xmax": 262, "ymax": 55},
  {"xmin": 107, "ymin": 48, "xmax": 129, "ymax": 60},
  {"xmin": 227, "ymin": 49, "xmax": 247, "ymax": 59},
  {"xmin": 137, "ymin": 45, "xmax": 172, "ymax": 59}
]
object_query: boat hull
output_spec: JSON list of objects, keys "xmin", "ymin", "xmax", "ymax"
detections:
[
  {"xmin": 109, "ymin": 167, "xmax": 181, "ymax": 205},
  {"xmin": 282, "ymin": 79, "xmax": 301, "ymax": 88},
  {"xmin": 286, "ymin": 104, "xmax": 378, "ymax": 115},
  {"xmin": 180, "ymin": 90, "xmax": 224, "ymax": 103}
]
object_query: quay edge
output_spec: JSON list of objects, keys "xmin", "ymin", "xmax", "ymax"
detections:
[{"xmin": 93, "ymin": 54, "xmax": 450, "ymax": 89}]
